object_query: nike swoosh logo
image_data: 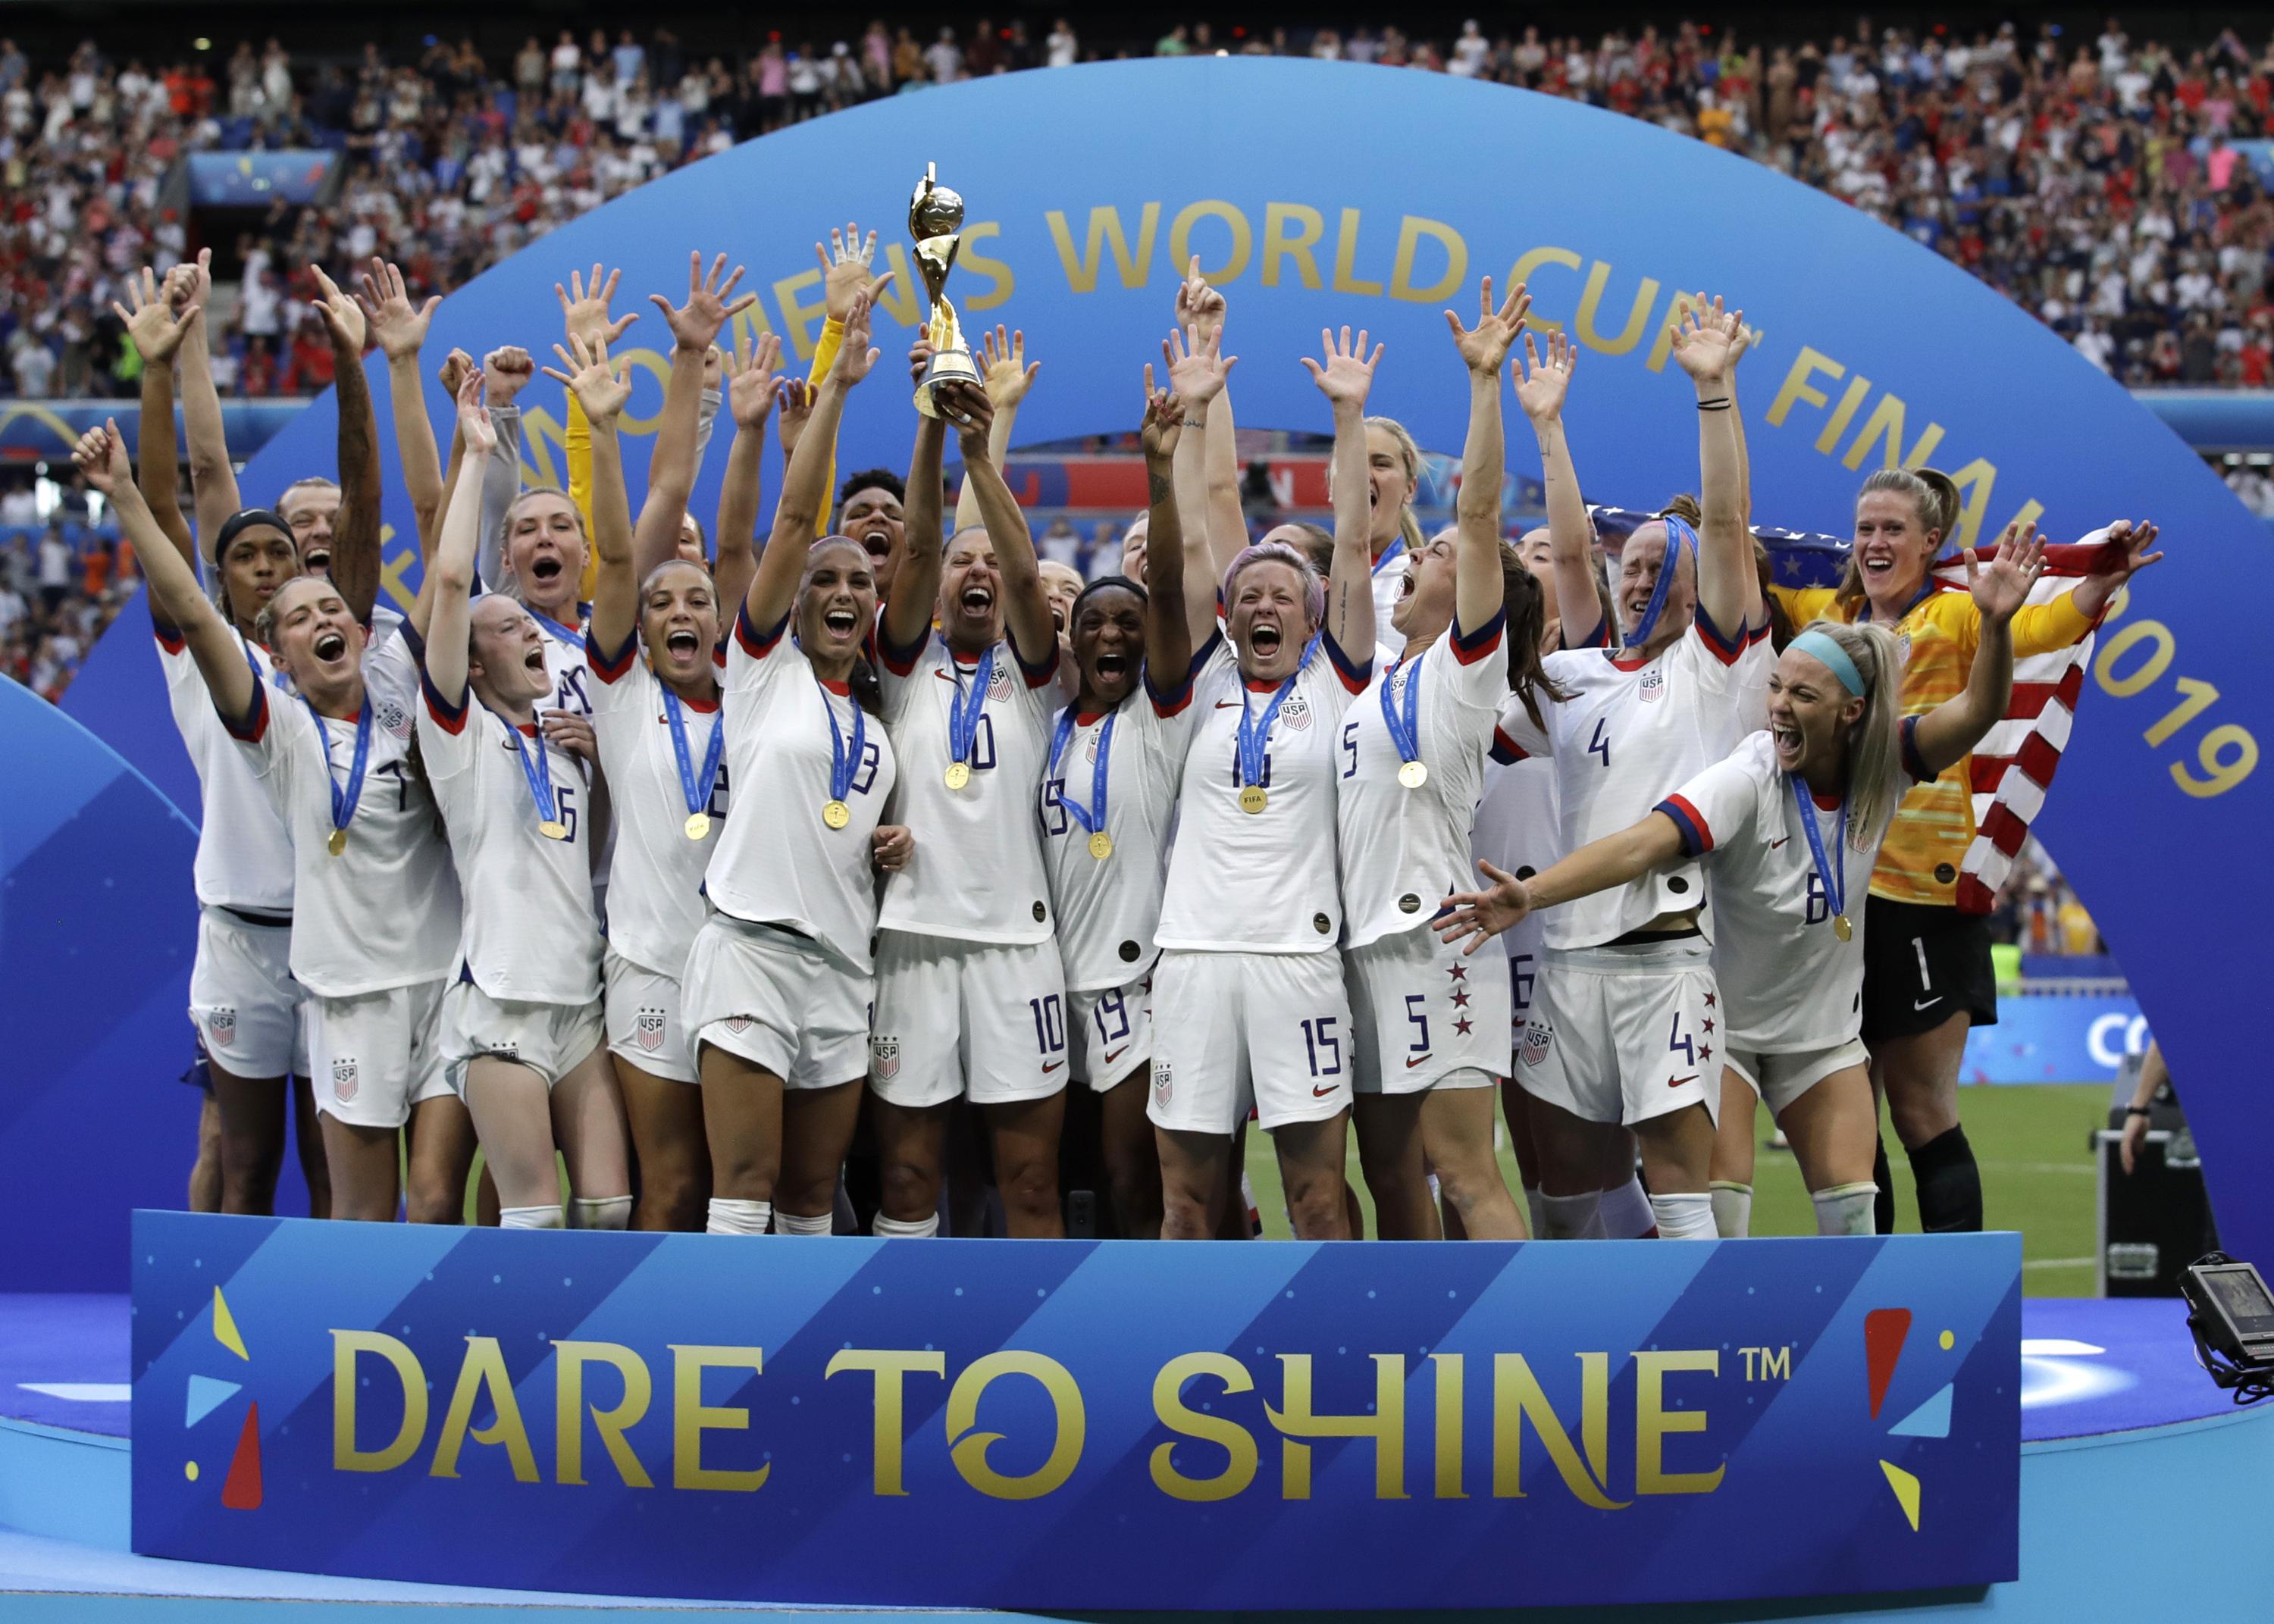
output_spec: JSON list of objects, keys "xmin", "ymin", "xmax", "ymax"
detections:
[
  {"xmin": 1214, "ymin": 699, "xmax": 1241, "ymax": 709},
  {"xmin": 1769, "ymin": 837, "xmax": 1790, "ymax": 850},
  {"xmin": 1913, "ymin": 996, "xmax": 1943, "ymax": 1011},
  {"xmin": 1102, "ymin": 1047, "xmax": 1128, "ymax": 1064},
  {"xmin": 1665, "ymin": 1073, "xmax": 1699, "ymax": 1089},
  {"xmin": 1405, "ymin": 1054, "xmax": 1433, "ymax": 1069},
  {"xmin": 1042, "ymin": 1061, "xmax": 1064, "ymax": 1074},
  {"xmin": 1311, "ymin": 1084, "xmax": 1336, "ymax": 1097}
]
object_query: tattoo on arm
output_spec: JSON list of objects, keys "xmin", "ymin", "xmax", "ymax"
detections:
[{"xmin": 1146, "ymin": 468, "xmax": 1172, "ymax": 505}]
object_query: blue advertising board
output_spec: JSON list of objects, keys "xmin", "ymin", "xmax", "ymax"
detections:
[
  {"xmin": 131, "ymin": 1213, "xmax": 2020, "ymax": 1610},
  {"xmin": 1964, "ymin": 993, "xmax": 2147, "ymax": 1086}
]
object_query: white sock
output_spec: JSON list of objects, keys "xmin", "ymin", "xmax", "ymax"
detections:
[
  {"xmin": 872, "ymin": 1210, "xmax": 939, "ymax": 1238},
  {"xmin": 1709, "ymin": 1181, "xmax": 1754, "ymax": 1239},
  {"xmin": 1648, "ymin": 1191, "xmax": 1716, "ymax": 1239},
  {"xmin": 775, "ymin": 1208, "xmax": 833, "ymax": 1236},
  {"xmin": 1537, "ymin": 1191, "xmax": 1602, "ymax": 1239},
  {"xmin": 500, "ymin": 1203, "xmax": 563, "ymax": 1230},
  {"xmin": 1599, "ymin": 1175, "xmax": 1657, "ymax": 1239},
  {"xmin": 1812, "ymin": 1181, "xmax": 1878, "ymax": 1237},
  {"xmin": 706, "ymin": 1198, "xmax": 772, "ymax": 1235},
  {"xmin": 572, "ymin": 1195, "xmax": 632, "ymax": 1231},
  {"xmin": 1522, "ymin": 1184, "xmax": 1546, "ymax": 1238}
]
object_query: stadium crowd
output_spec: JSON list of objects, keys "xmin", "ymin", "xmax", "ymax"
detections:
[{"xmin": 4, "ymin": 16, "xmax": 2274, "ymax": 403}]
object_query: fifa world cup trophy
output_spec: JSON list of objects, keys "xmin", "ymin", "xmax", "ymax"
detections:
[{"xmin": 908, "ymin": 162, "xmax": 983, "ymax": 418}]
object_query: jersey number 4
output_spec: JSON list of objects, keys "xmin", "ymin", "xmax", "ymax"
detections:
[{"xmin": 1587, "ymin": 718, "xmax": 1612, "ymax": 767}]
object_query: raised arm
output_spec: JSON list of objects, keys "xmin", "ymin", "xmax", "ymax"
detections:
[
  {"xmin": 951, "ymin": 325, "xmax": 1038, "ymax": 532},
  {"xmin": 425, "ymin": 375, "xmax": 494, "ymax": 706},
  {"xmin": 359, "ymin": 258, "xmax": 446, "ymax": 558},
  {"xmin": 1136, "ymin": 379, "xmax": 1193, "ymax": 684},
  {"xmin": 1162, "ymin": 321, "xmax": 1242, "ymax": 605},
  {"xmin": 1667, "ymin": 294, "xmax": 1758, "ymax": 637},
  {"xmin": 543, "ymin": 334, "xmax": 637, "ymax": 656},
  {"xmin": 882, "ymin": 341, "xmax": 950, "ymax": 653},
  {"xmin": 1174, "ymin": 257, "xmax": 1248, "ymax": 572},
  {"xmin": 748, "ymin": 291, "xmax": 880, "ymax": 631},
  {"xmin": 634, "ymin": 251, "xmax": 756, "ymax": 581},
  {"xmin": 1447, "ymin": 277, "xmax": 1529, "ymax": 634},
  {"xmin": 2068, "ymin": 518, "xmax": 2165, "ymax": 622},
  {"xmin": 954, "ymin": 386, "xmax": 1055, "ymax": 671},
  {"xmin": 804, "ymin": 223, "xmax": 884, "ymax": 540},
  {"xmin": 713, "ymin": 330, "xmax": 784, "ymax": 618},
  {"xmin": 75, "ymin": 421, "xmax": 255, "ymax": 724},
  {"xmin": 1302, "ymin": 325, "xmax": 1382, "ymax": 657},
  {"xmin": 475, "ymin": 345, "xmax": 533, "ymax": 589},
  {"xmin": 175, "ymin": 250, "xmax": 243, "ymax": 550},
  {"xmin": 113, "ymin": 267, "xmax": 202, "ymax": 566},
  {"xmin": 1514, "ymin": 329, "xmax": 1595, "ymax": 645},
  {"xmin": 1912, "ymin": 524, "xmax": 2041, "ymax": 778},
  {"xmin": 1436, "ymin": 812, "xmax": 1686, "ymax": 956},
  {"xmin": 311, "ymin": 267, "xmax": 381, "ymax": 624}
]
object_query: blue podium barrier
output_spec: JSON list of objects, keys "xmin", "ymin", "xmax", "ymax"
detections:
[{"xmin": 130, "ymin": 1213, "xmax": 2021, "ymax": 1611}]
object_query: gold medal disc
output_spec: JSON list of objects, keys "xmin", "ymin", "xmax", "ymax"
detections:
[
  {"xmin": 1833, "ymin": 913, "xmax": 1853, "ymax": 942},
  {"xmin": 944, "ymin": 761, "xmax": 972, "ymax": 790},
  {"xmin": 822, "ymin": 799, "xmax": 852, "ymax": 830},
  {"xmin": 1238, "ymin": 785, "xmax": 1268, "ymax": 815},
  {"xmin": 538, "ymin": 819, "xmax": 568, "ymax": 841},
  {"xmin": 1088, "ymin": 831, "xmax": 1114, "ymax": 860},
  {"xmin": 1398, "ymin": 760, "xmax": 1429, "ymax": 790},
  {"xmin": 684, "ymin": 812, "xmax": 712, "ymax": 840},
  {"xmin": 327, "ymin": 828, "xmax": 347, "ymax": 856}
]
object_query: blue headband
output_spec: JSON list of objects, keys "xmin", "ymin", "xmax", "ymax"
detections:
[
  {"xmin": 1624, "ymin": 513, "xmax": 1696, "ymax": 649},
  {"xmin": 1790, "ymin": 629, "xmax": 1866, "ymax": 696}
]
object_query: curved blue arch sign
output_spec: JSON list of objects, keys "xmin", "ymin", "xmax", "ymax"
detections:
[{"xmin": 65, "ymin": 58, "xmax": 2270, "ymax": 1263}]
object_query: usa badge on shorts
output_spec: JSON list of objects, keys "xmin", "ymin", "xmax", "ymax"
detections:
[
  {"xmin": 1640, "ymin": 668, "xmax": 1666, "ymax": 703},
  {"xmin": 330, "ymin": 1056, "xmax": 359, "ymax": 1104},
  {"xmin": 1520, "ymin": 1020, "xmax": 1553, "ymax": 1068},
  {"xmin": 871, "ymin": 1034, "xmax": 901, "ymax": 1081},
  {"xmin": 206, "ymin": 1007, "xmax": 236, "ymax": 1048},
  {"xmin": 635, "ymin": 1009, "xmax": 666, "ymax": 1053},
  {"xmin": 1151, "ymin": 1058, "xmax": 1173, "ymax": 1105}
]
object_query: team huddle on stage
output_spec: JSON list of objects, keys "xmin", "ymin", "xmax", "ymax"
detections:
[{"xmin": 91, "ymin": 224, "xmax": 2162, "ymax": 1241}]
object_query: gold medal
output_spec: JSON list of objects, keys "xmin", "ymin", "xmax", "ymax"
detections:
[
  {"xmin": 944, "ymin": 761, "xmax": 972, "ymax": 790},
  {"xmin": 822, "ymin": 799, "xmax": 851, "ymax": 830},
  {"xmin": 1398, "ymin": 760, "xmax": 1429, "ymax": 790},
  {"xmin": 538, "ymin": 819, "xmax": 568, "ymax": 841},
  {"xmin": 1833, "ymin": 913, "xmax": 1853, "ymax": 943},
  {"xmin": 1088, "ymin": 831, "xmax": 1113, "ymax": 861},
  {"xmin": 1238, "ymin": 785, "xmax": 1268, "ymax": 815},
  {"xmin": 327, "ymin": 828, "xmax": 347, "ymax": 856},
  {"xmin": 684, "ymin": 812, "xmax": 712, "ymax": 840}
]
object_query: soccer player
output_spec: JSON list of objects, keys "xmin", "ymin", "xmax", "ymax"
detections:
[
  {"xmin": 867, "ymin": 338, "xmax": 1069, "ymax": 1241},
  {"xmin": 1146, "ymin": 324, "xmax": 1381, "ymax": 1241},
  {"xmin": 1491, "ymin": 297, "xmax": 1768, "ymax": 1241},
  {"xmin": 1337, "ymin": 280, "xmax": 1540, "ymax": 1241},
  {"xmin": 79, "ymin": 421, "xmax": 467, "ymax": 1223},
  {"xmin": 680, "ymin": 289, "xmax": 906, "ymax": 1238},
  {"xmin": 1439, "ymin": 532, "xmax": 2042, "ymax": 1234},
  {"xmin": 1035, "ymin": 381, "xmax": 1202, "ymax": 1239},
  {"xmin": 418, "ymin": 376, "xmax": 625, "ymax": 1231}
]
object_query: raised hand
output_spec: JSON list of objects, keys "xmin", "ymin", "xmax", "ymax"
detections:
[
  {"xmin": 649, "ymin": 249, "xmax": 757, "ymax": 355},
  {"xmin": 168, "ymin": 247, "xmax": 215, "ymax": 314},
  {"xmin": 775, "ymin": 378, "xmax": 815, "ymax": 459},
  {"xmin": 1668, "ymin": 293, "xmax": 1742, "ymax": 384},
  {"xmin": 540, "ymin": 331, "xmax": 632, "ymax": 424},
  {"xmin": 906, "ymin": 336, "xmax": 935, "ymax": 389},
  {"xmin": 1514, "ymin": 329, "xmax": 1577, "ymax": 423},
  {"xmin": 2094, "ymin": 518, "xmax": 2165, "ymax": 587},
  {"xmin": 1173, "ymin": 253, "xmax": 1226, "ymax": 347},
  {"xmin": 815, "ymin": 221, "xmax": 886, "ymax": 323},
  {"xmin": 1964, "ymin": 521, "xmax": 2046, "ymax": 625},
  {"xmin": 357, "ymin": 258, "xmax": 440, "ymax": 363},
  {"xmin": 310, "ymin": 265, "xmax": 368, "ymax": 353},
  {"xmin": 455, "ymin": 370, "xmax": 496, "ymax": 458},
  {"xmin": 1434, "ymin": 859, "xmax": 1533, "ymax": 956},
  {"xmin": 1301, "ymin": 324, "xmax": 1383, "ymax": 411},
  {"xmin": 111, "ymin": 267, "xmax": 200, "ymax": 364},
  {"xmin": 1446, "ymin": 275, "xmax": 1530, "ymax": 377},
  {"xmin": 1160, "ymin": 321, "xmax": 1236, "ymax": 408},
  {"xmin": 979, "ymin": 324, "xmax": 1040, "ymax": 409},
  {"xmin": 556, "ymin": 263, "xmax": 640, "ymax": 350},
  {"xmin": 829, "ymin": 288, "xmax": 882, "ymax": 388},
  {"xmin": 437, "ymin": 347, "xmax": 475, "ymax": 398},
  {"xmin": 1139, "ymin": 372, "xmax": 1182, "ymax": 462},
  {"xmin": 938, "ymin": 380, "xmax": 994, "ymax": 456},
  {"xmin": 482, "ymin": 346, "xmax": 534, "ymax": 407},
  {"xmin": 722, "ymin": 330, "xmax": 785, "ymax": 431},
  {"xmin": 71, "ymin": 421, "xmax": 131, "ymax": 495}
]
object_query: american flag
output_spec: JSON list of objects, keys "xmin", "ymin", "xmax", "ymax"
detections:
[{"xmin": 1589, "ymin": 507, "xmax": 2113, "ymax": 915}]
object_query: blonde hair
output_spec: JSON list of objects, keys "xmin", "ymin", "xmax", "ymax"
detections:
[
  {"xmin": 1796, "ymin": 618, "xmax": 1906, "ymax": 847},
  {"xmin": 1363, "ymin": 415, "xmax": 1427, "ymax": 556},
  {"xmin": 1837, "ymin": 468, "xmax": 1959, "ymax": 611}
]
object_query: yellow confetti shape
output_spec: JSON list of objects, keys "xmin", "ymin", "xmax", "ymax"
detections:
[
  {"xmin": 211, "ymin": 1286, "xmax": 249, "ymax": 1361},
  {"xmin": 1879, "ymin": 1460, "xmax": 1921, "ymax": 1532}
]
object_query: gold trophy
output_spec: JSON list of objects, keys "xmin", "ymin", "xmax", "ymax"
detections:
[{"xmin": 909, "ymin": 162, "xmax": 982, "ymax": 418}]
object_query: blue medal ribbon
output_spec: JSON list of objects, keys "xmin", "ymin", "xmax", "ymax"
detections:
[
  {"xmin": 817, "ymin": 671, "xmax": 866, "ymax": 804},
  {"xmin": 1370, "ymin": 538, "xmax": 1405, "ymax": 577},
  {"xmin": 1788, "ymin": 772, "xmax": 1848, "ymax": 930},
  {"xmin": 1048, "ymin": 706, "xmax": 1113, "ymax": 837},
  {"xmin": 506, "ymin": 718, "xmax": 560, "ymax": 828},
  {"xmin": 947, "ymin": 643, "xmax": 996, "ymax": 771},
  {"xmin": 1380, "ymin": 649, "xmax": 1424, "ymax": 768},
  {"xmin": 662, "ymin": 687, "xmax": 727, "ymax": 819},
  {"xmin": 1236, "ymin": 634, "xmax": 1318, "ymax": 789},
  {"xmin": 1624, "ymin": 513, "xmax": 1696, "ymax": 649},
  {"xmin": 305, "ymin": 695, "xmax": 373, "ymax": 841}
]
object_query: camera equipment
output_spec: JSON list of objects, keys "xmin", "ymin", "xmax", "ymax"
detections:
[{"xmin": 2179, "ymin": 1253, "xmax": 2274, "ymax": 1406}]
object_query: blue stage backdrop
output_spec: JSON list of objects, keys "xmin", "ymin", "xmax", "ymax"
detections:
[
  {"xmin": 52, "ymin": 58, "xmax": 2274, "ymax": 1275},
  {"xmin": 131, "ymin": 1213, "xmax": 2020, "ymax": 1610}
]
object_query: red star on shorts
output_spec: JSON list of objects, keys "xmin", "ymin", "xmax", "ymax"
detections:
[
  {"xmin": 1704, "ymin": 991, "xmax": 1717, "ymax": 1008},
  {"xmin": 1702, "ymin": 1018, "xmax": 1715, "ymax": 1034},
  {"xmin": 1699, "ymin": 1042, "xmax": 1714, "ymax": 1062},
  {"xmin": 1447, "ymin": 964, "xmax": 1467, "ymax": 981},
  {"xmin": 1451, "ymin": 989, "xmax": 1471, "ymax": 1008},
  {"xmin": 1454, "ymin": 1016, "xmax": 1474, "ymax": 1035}
]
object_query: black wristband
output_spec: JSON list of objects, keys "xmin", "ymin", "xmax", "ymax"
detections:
[
  {"xmin": 2125, "ymin": 1105, "xmax": 2153, "ymax": 1118},
  {"xmin": 1696, "ymin": 397, "xmax": 1732, "ymax": 411}
]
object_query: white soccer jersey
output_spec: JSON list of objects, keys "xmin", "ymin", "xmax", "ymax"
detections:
[
  {"xmin": 230, "ymin": 634, "xmax": 458, "ymax": 997},
  {"xmin": 877, "ymin": 628, "xmax": 1060, "ymax": 946},
  {"xmin": 158, "ymin": 618, "xmax": 296, "ymax": 915},
  {"xmin": 1156, "ymin": 631, "xmax": 1373, "ymax": 954},
  {"xmin": 1038, "ymin": 686, "xmax": 1183, "ymax": 993},
  {"xmin": 1338, "ymin": 612, "xmax": 1508, "ymax": 948},
  {"xmin": 587, "ymin": 631, "xmax": 728, "ymax": 978},
  {"xmin": 1496, "ymin": 612, "xmax": 1771, "ymax": 951},
  {"xmin": 415, "ymin": 661, "xmax": 602, "ymax": 1006},
  {"xmin": 704, "ymin": 605, "xmax": 897, "ymax": 973},
  {"xmin": 1368, "ymin": 542, "xmax": 1408, "ymax": 637},
  {"xmin": 1660, "ymin": 724, "xmax": 1925, "ymax": 1053},
  {"xmin": 1471, "ymin": 753, "xmax": 1561, "ymax": 1026},
  {"xmin": 530, "ymin": 602, "xmax": 595, "ymax": 717}
]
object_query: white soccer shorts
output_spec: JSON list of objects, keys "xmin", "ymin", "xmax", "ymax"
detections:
[
  {"xmin": 1346, "ymin": 925, "xmax": 1510, "ymax": 1095},
  {"xmin": 1724, "ymin": 1037, "xmax": 1871, "ymax": 1118},
  {"xmin": 440, "ymin": 978, "xmax": 604, "ymax": 1094},
  {"xmin": 868, "ymin": 931, "xmax": 1069, "ymax": 1109},
  {"xmin": 1070, "ymin": 969, "xmax": 1153, "ymax": 1094},
  {"xmin": 1510, "ymin": 937, "xmax": 1721, "ymax": 1129},
  {"xmin": 1147, "ymin": 949, "xmax": 1352, "ymax": 1134},
  {"xmin": 681, "ymin": 914, "xmax": 871, "ymax": 1091},
  {"xmin": 603, "ymin": 949, "xmax": 695, "ymax": 1084},
  {"xmin": 189, "ymin": 906, "xmax": 302, "ymax": 1079},
  {"xmin": 303, "ymin": 980, "xmax": 450, "ymax": 1129}
]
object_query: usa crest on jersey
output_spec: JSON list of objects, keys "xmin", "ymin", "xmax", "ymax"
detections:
[
  {"xmin": 330, "ymin": 1056, "xmax": 359, "ymax": 1103},
  {"xmin": 871, "ymin": 1034, "xmax": 901, "ymax": 1080},
  {"xmin": 1521, "ymin": 1019, "xmax": 1553, "ymax": 1068},
  {"xmin": 1639, "ymin": 668, "xmax": 1666, "ymax": 704},
  {"xmin": 634, "ymin": 1007, "xmax": 666, "ymax": 1053},
  {"xmin": 377, "ymin": 698, "xmax": 412, "ymax": 740},
  {"xmin": 1279, "ymin": 693, "xmax": 1313, "ymax": 732}
]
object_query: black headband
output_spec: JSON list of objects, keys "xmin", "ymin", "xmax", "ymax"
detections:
[
  {"xmin": 213, "ymin": 508, "xmax": 295, "ymax": 555},
  {"xmin": 1072, "ymin": 574, "xmax": 1148, "ymax": 615}
]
